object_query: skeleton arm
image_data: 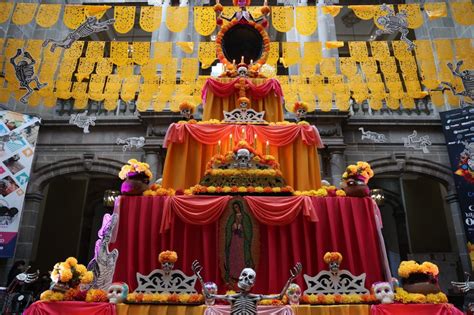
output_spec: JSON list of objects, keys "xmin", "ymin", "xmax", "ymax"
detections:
[
  {"xmin": 23, "ymin": 52, "xmax": 35, "ymax": 65},
  {"xmin": 10, "ymin": 49, "xmax": 22, "ymax": 66},
  {"xmin": 380, "ymin": 3, "xmax": 395, "ymax": 15},
  {"xmin": 452, "ymin": 281, "xmax": 474, "ymax": 293},
  {"xmin": 447, "ymin": 61, "xmax": 463, "ymax": 76},
  {"xmin": 191, "ymin": 260, "xmax": 233, "ymax": 301},
  {"xmin": 260, "ymin": 263, "xmax": 303, "ymax": 300}
]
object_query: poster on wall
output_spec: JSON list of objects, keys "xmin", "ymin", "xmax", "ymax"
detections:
[
  {"xmin": 440, "ymin": 106, "xmax": 474, "ymax": 269},
  {"xmin": 0, "ymin": 110, "xmax": 40, "ymax": 257}
]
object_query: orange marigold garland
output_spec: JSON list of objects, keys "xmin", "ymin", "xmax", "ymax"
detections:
[
  {"xmin": 323, "ymin": 252, "xmax": 343, "ymax": 264},
  {"xmin": 158, "ymin": 250, "xmax": 178, "ymax": 264}
]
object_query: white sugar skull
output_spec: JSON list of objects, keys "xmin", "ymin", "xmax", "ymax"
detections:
[
  {"xmin": 203, "ymin": 282, "xmax": 218, "ymax": 306},
  {"xmin": 372, "ymin": 282, "xmax": 394, "ymax": 304},
  {"xmin": 296, "ymin": 108, "xmax": 307, "ymax": 120},
  {"xmin": 107, "ymin": 282, "xmax": 129, "ymax": 304},
  {"xmin": 238, "ymin": 268, "xmax": 256, "ymax": 292},
  {"xmin": 286, "ymin": 283, "xmax": 301, "ymax": 305},
  {"xmin": 238, "ymin": 66, "xmax": 248, "ymax": 77},
  {"xmin": 235, "ymin": 148, "xmax": 251, "ymax": 168},
  {"xmin": 329, "ymin": 261, "xmax": 340, "ymax": 274},
  {"xmin": 161, "ymin": 261, "xmax": 175, "ymax": 275},
  {"xmin": 180, "ymin": 108, "xmax": 192, "ymax": 120}
]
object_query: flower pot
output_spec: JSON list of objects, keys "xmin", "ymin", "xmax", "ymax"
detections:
[
  {"xmin": 403, "ymin": 282, "xmax": 440, "ymax": 295},
  {"xmin": 121, "ymin": 173, "xmax": 149, "ymax": 196},
  {"xmin": 343, "ymin": 179, "xmax": 369, "ymax": 197}
]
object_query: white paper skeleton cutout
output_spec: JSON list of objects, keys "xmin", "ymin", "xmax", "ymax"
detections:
[
  {"xmin": 374, "ymin": 4, "xmax": 414, "ymax": 51},
  {"xmin": 441, "ymin": 61, "xmax": 473, "ymax": 106},
  {"xmin": 116, "ymin": 137, "xmax": 145, "ymax": 152},
  {"xmin": 372, "ymin": 282, "xmax": 394, "ymax": 304},
  {"xmin": 10, "ymin": 49, "xmax": 47, "ymax": 104},
  {"xmin": 403, "ymin": 130, "xmax": 431, "ymax": 154},
  {"xmin": 193, "ymin": 260, "xmax": 302, "ymax": 315},
  {"xmin": 359, "ymin": 127, "xmax": 387, "ymax": 143},
  {"xmin": 107, "ymin": 282, "xmax": 129, "ymax": 304},
  {"xmin": 69, "ymin": 111, "xmax": 97, "ymax": 134},
  {"xmin": 135, "ymin": 267, "xmax": 197, "ymax": 294},
  {"xmin": 43, "ymin": 16, "xmax": 115, "ymax": 52}
]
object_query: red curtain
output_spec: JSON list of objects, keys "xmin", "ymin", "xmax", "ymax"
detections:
[
  {"xmin": 111, "ymin": 196, "xmax": 385, "ymax": 294},
  {"xmin": 24, "ymin": 301, "xmax": 114, "ymax": 315},
  {"xmin": 370, "ymin": 304, "xmax": 463, "ymax": 315}
]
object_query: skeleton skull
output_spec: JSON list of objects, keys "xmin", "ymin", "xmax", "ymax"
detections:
[
  {"xmin": 286, "ymin": 283, "xmax": 301, "ymax": 305},
  {"xmin": 296, "ymin": 108, "xmax": 307, "ymax": 120},
  {"xmin": 161, "ymin": 262, "xmax": 175, "ymax": 275},
  {"xmin": 180, "ymin": 109, "xmax": 192, "ymax": 119},
  {"xmin": 329, "ymin": 261, "xmax": 340, "ymax": 274},
  {"xmin": 372, "ymin": 282, "xmax": 394, "ymax": 304},
  {"xmin": 238, "ymin": 66, "xmax": 248, "ymax": 77},
  {"xmin": 235, "ymin": 148, "xmax": 251, "ymax": 168},
  {"xmin": 107, "ymin": 282, "xmax": 129, "ymax": 304},
  {"xmin": 203, "ymin": 282, "xmax": 218, "ymax": 306},
  {"xmin": 377, "ymin": 16, "xmax": 388, "ymax": 26},
  {"xmin": 238, "ymin": 268, "xmax": 256, "ymax": 291}
]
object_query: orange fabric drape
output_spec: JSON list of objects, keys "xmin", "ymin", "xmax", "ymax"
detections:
[
  {"xmin": 202, "ymin": 78, "xmax": 284, "ymax": 122},
  {"xmin": 161, "ymin": 195, "xmax": 232, "ymax": 232},
  {"xmin": 244, "ymin": 196, "xmax": 317, "ymax": 225},
  {"xmin": 162, "ymin": 125, "xmax": 322, "ymax": 191}
]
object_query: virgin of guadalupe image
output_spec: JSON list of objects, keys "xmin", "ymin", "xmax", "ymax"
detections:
[{"xmin": 224, "ymin": 199, "xmax": 254, "ymax": 283}]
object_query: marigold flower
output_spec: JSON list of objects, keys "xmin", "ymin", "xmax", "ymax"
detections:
[
  {"xmin": 159, "ymin": 250, "xmax": 178, "ymax": 263},
  {"xmin": 66, "ymin": 257, "xmax": 78, "ymax": 267},
  {"xmin": 323, "ymin": 252, "xmax": 343, "ymax": 264},
  {"xmin": 60, "ymin": 269, "xmax": 73, "ymax": 282}
]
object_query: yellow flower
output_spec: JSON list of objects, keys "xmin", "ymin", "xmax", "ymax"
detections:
[
  {"xmin": 51, "ymin": 292, "xmax": 65, "ymax": 301},
  {"xmin": 293, "ymin": 191, "xmax": 302, "ymax": 196},
  {"xmin": 75, "ymin": 264, "xmax": 87, "ymax": 275},
  {"xmin": 81, "ymin": 271, "xmax": 94, "ymax": 284},
  {"xmin": 223, "ymin": 186, "xmax": 232, "ymax": 193},
  {"xmin": 255, "ymin": 186, "xmax": 264, "ymax": 193},
  {"xmin": 336, "ymin": 190, "xmax": 346, "ymax": 197},
  {"xmin": 66, "ymin": 257, "xmax": 78, "ymax": 267},
  {"xmin": 238, "ymin": 186, "xmax": 247, "ymax": 193},
  {"xmin": 315, "ymin": 188, "xmax": 328, "ymax": 197},
  {"xmin": 272, "ymin": 187, "xmax": 281, "ymax": 193},
  {"xmin": 60, "ymin": 269, "xmax": 73, "ymax": 282},
  {"xmin": 40, "ymin": 290, "xmax": 54, "ymax": 301},
  {"xmin": 207, "ymin": 186, "xmax": 217, "ymax": 193},
  {"xmin": 179, "ymin": 293, "xmax": 191, "ymax": 303}
]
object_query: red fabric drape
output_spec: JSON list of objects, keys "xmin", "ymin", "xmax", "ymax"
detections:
[
  {"xmin": 370, "ymin": 304, "xmax": 463, "ymax": 315},
  {"xmin": 161, "ymin": 195, "xmax": 232, "ymax": 232},
  {"xmin": 244, "ymin": 196, "xmax": 318, "ymax": 226},
  {"xmin": 111, "ymin": 196, "xmax": 386, "ymax": 293},
  {"xmin": 163, "ymin": 124, "xmax": 323, "ymax": 148},
  {"xmin": 24, "ymin": 301, "xmax": 115, "ymax": 315},
  {"xmin": 202, "ymin": 78, "xmax": 284, "ymax": 103}
]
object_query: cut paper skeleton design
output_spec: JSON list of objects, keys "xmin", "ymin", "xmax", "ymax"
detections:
[
  {"xmin": 42, "ymin": 16, "xmax": 115, "ymax": 52},
  {"xmin": 10, "ymin": 49, "xmax": 47, "ymax": 104},
  {"xmin": 116, "ymin": 137, "xmax": 145, "ymax": 152},
  {"xmin": 375, "ymin": 4, "xmax": 414, "ymax": 51},
  {"xmin": 69, "ymin": 111, "xmax": 97, "ymax": 134},
  {"xmin": 441, "ymin": 61, "xmax": 474, "ymax": 107},
  {"xmin": 193, "ymin": 260, "xmax": 302, "ymax": 315},
  {"xmin": 403, "ymin": 130, "xmax": 432, "ymax": 154}
]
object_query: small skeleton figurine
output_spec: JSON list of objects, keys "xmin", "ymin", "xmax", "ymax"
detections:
[
  {"xmin": 107, "ymin": 282, "xmax": 129, "ymax": 304},
  {"xmin": 374, "ymin": 4, "xmax": 414, "ymax": 51},
  {"xmin": 178, "ymin": 102, "xmax": 196, "ymax": 120},
  {"xmin": 10, "ymin": 49, "xmax": 47, "ymax": 104},
  {"xmin": 372, "ymin": 281, "xmax": 395, "ymax": 304},
  {"xmin": 42, "ymin": 16, "xmax": 115, "ymax": 52},
  {"xmin": 441, "ymin": 61, "xmax": 474, "ymax": 106},
  {"xmin": 192, "ymin": 260, "xmax": 302, "ymax": 315},
  {"xmin": 217, "ymin": 0, "xmax": 268, "ymax": 24}
]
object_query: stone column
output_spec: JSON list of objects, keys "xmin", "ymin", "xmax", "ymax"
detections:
[
  {"xmin": 446, "ymin": 191, "xmax": 472, "ymax": 274},
  {"xmin": 329, "ymin": 150, "xmax": 345, "ymax": 187},
  {"xmin": 144, "ymin": 148, "xmax": 160, "ymax": 182}
]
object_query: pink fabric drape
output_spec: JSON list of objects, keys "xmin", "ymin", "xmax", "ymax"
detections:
[
  {"xmin": 205, "ymin": 305, "xmax": 293, "ymax": 315},
  {"xmin": 164, "ymin": 124, "xmax": 323, "ymax": 148},
  {"xmin": 202, "ymin": 78, "xmax": 284, "ymax": 103},
  {"xmin": 370, "ymin": 304, "xmax": 463, "ymax": 315},
  {"xmin": 24, "ymin": 301, "xmax": 115, "ymax": 315}
]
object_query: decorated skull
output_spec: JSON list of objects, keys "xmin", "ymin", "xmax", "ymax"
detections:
[
  {"xmin": 180, "ymin": 109, "xmax": 192, "ymax": 119},
  {"xmin": 238, "ymin": 268, "xmax": 256, "ymax": 291},
  {"xmin": 238, "ymin": 66, "xmax": 248, "ymax": 77},
  {"xmin": 235, "ymin": 148, "xmax": 251, "ymax": 168},
  {"xmin": 329, "ymin": 261, "xmax": 340, "ymax": 274},
  {"xmin": 372, "ymin": 282, "xmax": 394, "ymax": 304},
  {"xmin": 286, "ymin": 283, "xmax": 301, "ymax": 305},
  {"xmin": 161, "ymin": 261, "xmax": 175, "ymax": 275},
  {"xmin": 107, "ymin": 282, "xmax": 129, "ymax": 304},
  {"xmin": 296, "ymin": 108, "xmax": 307, "ymax": 120},
  {"xmin": 203, "ymin": 282, "xmax": 218, "ymax": 306}
]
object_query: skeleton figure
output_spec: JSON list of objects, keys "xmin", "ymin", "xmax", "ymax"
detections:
[
  {"xmin": 234, "ymin": 148, "xmax": 253, "ymax": 169},
  {"xmin": 403, "ymin": 130, "xmax": 432, "ymax": 154},
  {"xmin": 441, "ymin": 61, "xmax": 474, "ymax": 106},
  {"xmin": 69, "ymin": 111, "xmax": 97, "ymax": 134},
  {"xmin": 107, "ymin": 282, "xmax": 129, "ymax": 304},
  {"xmin": 116, "ymin": 137, "xmax": 145, "ymax": 152},
  {"xmin": 180, "ymin": 108, "xmax": 194, "ymax": 120},
  {"xmin": 295, "ymin": 108, "xmax": 307, "ymax": 121},
  {"xmin": 359, "ymin": 127, "xmax": 387, "ymax": 143},
  {"xmin": 10, "ymin": 49, "xmax": 47, "ymax": 104},
  {"xmin": 87, "ymin": 213, "xmax": 119, "ymax": 290},
  {"xmin": 220, "ymin": 1, "xmax": 266, "ymax": 24},
  {"xmin": 375, "ymin": 4, "xmax": 414, "ymax": 51},
  {"xmin": 42, "ymin": 16, "xmax": 115, "ymax": 52},
  {"xmin": 372, "ymin": 282, "xmax": 395, "ymax": 304},
  {"xmin": 193, "ymin": 260, "xmax": 302, "ymax": 315},
  {"xmin": 161, "ymin": 261, "xmax": 175, "ymax": 276}
]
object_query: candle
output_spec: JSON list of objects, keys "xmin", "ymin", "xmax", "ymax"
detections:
[
  {"xmin": 253, "ymin": 134, "xmax": 257, "ymax": 149},
  {"xmin": 266, "ymin": 140, "xmax": 270, "ymax": 155},
  {"xmin": 230, "ymin": 134, "xmax": 233, "ymax": 148},
  {"xmin": 217, "ymin": 140, "xmax": 221, "ymax": 155},
  {"xmin": 241, "ymin": 127, "xmax": 246, "ymax": 139}
]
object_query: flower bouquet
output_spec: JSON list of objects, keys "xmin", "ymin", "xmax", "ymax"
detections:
[
  {"xmin": 47, "ymin": 257, "xmax": 94, "ymax": 293},
  {"xmin": 119, "ymin": 159, "xmax": 152, "ymax": 195},
  {"xmin": 341, "ymin": 161, "xmax": 374, "ymax": 197}
]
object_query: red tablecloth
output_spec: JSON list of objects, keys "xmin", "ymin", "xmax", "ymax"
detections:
[
  {"xmin": 24, "ymin": 301, "xmax": 115, "ymax": 315},
  {"xmin": 111, "ymin": 196, "xmax": 387, "ymax": 293},
  {"xmin": 371, "ymin": 304, "xmax": 463, "ymax": 315}
]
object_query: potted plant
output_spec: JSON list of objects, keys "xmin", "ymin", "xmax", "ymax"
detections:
[
  {"xmin": 341, "ymin": 161, "xmax": 374, "ymax": 197},
  {"xmin": 119, "ymin": 159, "xmax": 152, "ymax": 195}
]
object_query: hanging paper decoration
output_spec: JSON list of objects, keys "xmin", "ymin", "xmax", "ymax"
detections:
[
  {"xmin": 295, "ymin": 7, "xmax": 317, "ymax": 36},
  {"xmin": 374, "ymin": 4, "xmax": 414, "ymax": 51},
  {"xmin": 413, "ymin": 40, "xmax": 434, "ymax": 60},
  {"xmin": 194, "ymin": 7, "xmax": 216, "ymax": 36},
  {"xmin": 154, "ymin": 42, "xmax": 173, "ymax": 64},
  {"xmin": 140, "ymin": 6, "xmax": 162, "ymax": 32},
  {"xmin": 10, "ymin": 49, "xmax": 47, "ymax": 104},
  {"xmin": 121, "ymin": 75, "xmax": 141, "ymax": 102},
  {"xmin": 370, "ymin": 41, "xmax": 390, "ymax": 60},
  {"xmin": 181, "ymin": 58, "xmax": 198, "ymax": 83},
  {"xmin": 424, "ymin": 2, "xmax": 447, "ymax": 20},
  {"xmin": 272, "ymin": 6, "xmax": 294, "ymax": 33},
  {"xmin": 340, "ymin": 58, "xmax": 357, "ymax": 76},
  {"xmin": 177, "ymin": 42, "xmax": 194, "ymax": 54},
  {"xmin": 397, "ymin": 4, "xmax": 423, "ymax": 29},
  {"xmin": 360, "ymin": 59, "xmax": 378, "ymax": 75},
  {"xmin": 392, "ymin": 41, "xmax": 413, "ymax": 61},
  {"xmin": 96, "ymin": 58, "xmax": 113, "ymax": 75},
  {"xmin": 450, "ymin": 1, "xmax": 474, "ymax": 26},
  {"xmin": 64, "ymin": 6, "xmax": 86, "ymax": 29},
  {"xmin": 75, "ymin": 58, "xmax": 95, "ymax": 82},
  {"xmin": 0, "ymin": 2, "xmax": 13, "ymax": 24},
  {"xmin": 85, "ymin": 6, "xmax": 111, "ymax": 19},
  {"xmin": 386, "ymin": 97, "xmax": 400, "ymax": 110},
  {"xmin": 348, "ymin": 5, "xmax": 375, "ymax": 20},
  {"xmin": 63, "ymin": 41, "xmax": 85, "ymax": 60},
  {"xmin": 429, "ymin": 91, "xmax": 445, "ymax": 107},
  {"xmin": 321, "ymin": 6, "xmax": 342, "ymax": 17},
  {"xmin": 434, "ymin": 39, "xmax": 454, "ymax": 61},
  {"xmin": 162, "ymin": 59, "xmax": 178, "ymax": 83},
  {"xmin": 36, "ymin": 4, "xmax": 61, "ymax": 28},
  {"xmin": 132, "ymin": 42, "xmax": 150, "ymax": 65},
  {"xmin": 369, "ymin": 98, "xmax": 383, "ymax": 111},
  {"xmin": 111, "ymin": 42, "xmax": 129, "ymax": 66},
  {"xmin": 320, "ymin": 58, "xmax": 336, "ymax": 76},
  {"xmin": 12, "ymin": 3, "xmax": 37, "ymax": 25},
  {"xmin": 85, "ymin": 41, "xmax": 105, "ymax": 62},
  {"xmin": 454, "ymin": 39, "xmax": 473, "ymax": 59},
  {"xmin": 267, "ymin": 42, "xmax": 280, "ymax": 65},
  {"xmin": 198, "ymin": 42, "xmax": 216, "ymax": 69},
  {"xmin": 281, "ymin": 42, "xmax": 300, "ymax": 68},
  {"xmin": 89, "ymin": 75, "xmax": 106, "ymax": 101},
  {"xmin": 25, "ymin": 40, "xmax": 44, "ymax": 62},
  {"xmin": 303, "ymin": 42, "xmax": 322, "ymax": 66},
  {"xmin": 325, "ymin": 41, "xmax": 344, "ymax": 49},
  {"xmin": 349, "ymin": 42, "xmax": 369, "ymax": 61},
  {"xmin": 104, "ymin": 98, "xmax": 119, "ymax": 111},
  {"xmin": 166, "ymin": 6, "xmax": 189, "ymax": 33},
  {"xmin": 114, "ymin": 6, "xmax": 136, "ymax": 34}
]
